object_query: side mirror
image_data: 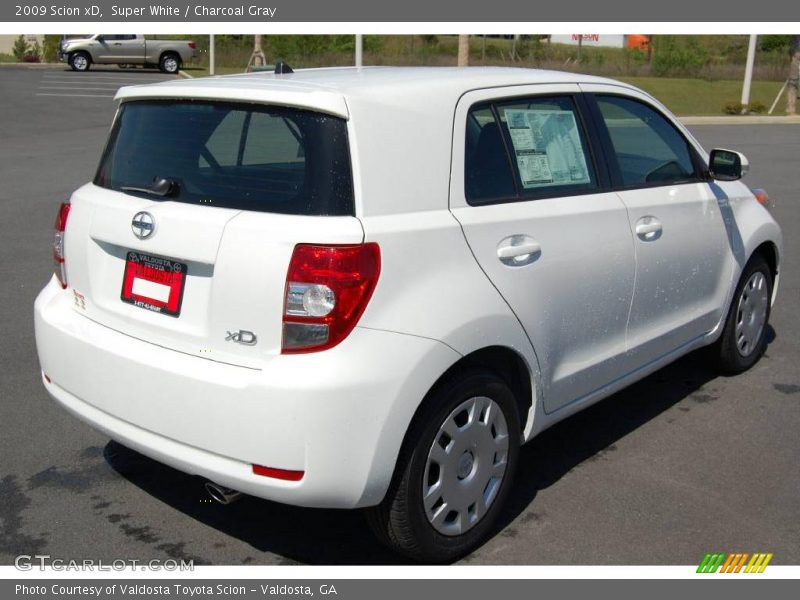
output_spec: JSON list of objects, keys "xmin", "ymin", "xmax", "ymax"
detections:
[
  {"xmin": 708, "ymin": 148, "xmax": 749, "ymax": 181},
  {"xmin": 95, "ymin": 35, "xmax": 104, "ymax": 43}
]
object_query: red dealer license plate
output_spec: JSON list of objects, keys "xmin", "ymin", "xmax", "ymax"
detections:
[{"xmin": 121, "ymin": 251, "xmax": 187, "ymax": 317}]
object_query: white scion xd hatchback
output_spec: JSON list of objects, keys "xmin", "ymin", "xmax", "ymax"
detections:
[{"xmin": 35, "ymin": 67, "xmax": 782, "ymax": 562}]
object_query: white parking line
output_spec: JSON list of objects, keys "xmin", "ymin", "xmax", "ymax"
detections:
[
  {"xmin": 40, "ymin": 78, "xmax": 163, "ymax": 84},
  {"xmin": 39, "ymin": 86, "xmax": 126, "ymax": 90},
  {"xmin": 42, "ymin": 74, "xmax": 173, "ymax": 81},
  {"xmin": 35, "ymin": 71, "xmax": 175, "ymax": 100},
  {"xmin": 36, "ymin": 93, "xmax": 115, "ymax": 98},
  {"xmin": 41, "ymin": 78, "xmax": 168, "ymax": 84}
]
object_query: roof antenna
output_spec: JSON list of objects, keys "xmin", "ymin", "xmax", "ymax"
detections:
[{"xmin": 274, "ymin": 62, "xmax": 294, "ymax": 75}]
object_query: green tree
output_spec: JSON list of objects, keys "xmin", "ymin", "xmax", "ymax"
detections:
[
  {"xmin": 42, "ymin": 35, "xmax": 61, "ymax": 62},
  {"xmin": 759, "ymin": 35, "xmax": 790, "ymax": 53},
  {"xmin": 652, "ymin": 36, "xmax": 709, "ymax": 77},
  {"xmin": 12, "ymin": 35, "xmax": 28, "ymax": 61}
]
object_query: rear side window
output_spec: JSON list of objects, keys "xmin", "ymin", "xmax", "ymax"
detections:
[
  {"xmin": 465, "ymin": 96, "xmax": 598, "ymax": 204},
  {"xmin": 595, "ymin": 95, "xmax": 696, "ymax": 187},
  {"xmin": 96, "ymin": 101, "xmax": 354, "ymax": 216}
]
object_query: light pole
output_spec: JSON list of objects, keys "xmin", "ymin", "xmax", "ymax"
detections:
[
  {"xmin": 740, "ymin": 34, "xmax": 757, "ymax": 111},
  {"xmin": 355, "ymin": 34, "xmax": 363, "ymax": 67},
  {"xmin": 209, "ymin": 34, "xmax": 215, "ymax": 76}
]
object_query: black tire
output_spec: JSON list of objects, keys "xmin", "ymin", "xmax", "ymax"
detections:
[
  {"xmin": 713, "ymin": 254, "xmax": 773, "ymax": 374},
  {"xmin": 159, "ymin": 53, "xmax": 181, "ymax": 74},
  {"xmin": 69, "ymin": 52, "xmax": 91, "ymax": 72},
  {"xmin": 366, "ymin": 370, "xmax": 520, "ymax": 563}
]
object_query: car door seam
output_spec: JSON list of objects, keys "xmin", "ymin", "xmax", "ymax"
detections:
[
  {"xmin": 615, "ymin": 192, "xmax": 639, "ymax": 353},
  {"xmin": 448, "ymin": 210, "xmax": 543, "ymax": 395}
]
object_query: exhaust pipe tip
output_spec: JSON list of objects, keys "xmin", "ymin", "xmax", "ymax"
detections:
[{"xmin": 204, "ymin": 481, "xmax": 242, "ymax": 505}]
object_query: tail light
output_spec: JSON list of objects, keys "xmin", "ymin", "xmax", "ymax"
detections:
[
  {"xmin": 53, "ymin": 202, "xmax": 71, "ymax": 289},
  {"xmin": 188, "ymin": 42, "xmax": 197, "ymax": 49},
  {"xmin": 282, "ymin": 244, "xmax": 381, "ymax": 353}
]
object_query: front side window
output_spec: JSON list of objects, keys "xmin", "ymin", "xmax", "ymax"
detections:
[
  {"xmin": 595, "ymin": 95, "xmax": 697, "ymax": 188},
  {"xmin": 465, "ymin": 96, "xmax": 598, "ymax": 204},
  {"xmin": 95, "ymin": 100, "xmax": 354, "ymax": 216}
]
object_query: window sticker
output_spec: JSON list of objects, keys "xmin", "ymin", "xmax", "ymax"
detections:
[{"xmin": 504, "ymin": 109, "xmax": 591, "ymax": 189}]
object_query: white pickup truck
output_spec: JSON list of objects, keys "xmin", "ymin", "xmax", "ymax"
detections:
[{"xmin": 58, "ymin": 34, "xmax": 197, "ymax": 74}]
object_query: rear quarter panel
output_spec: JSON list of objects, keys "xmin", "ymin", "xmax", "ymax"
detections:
[
  {"xmin": 356, "ymin": 209, "xmax": 543, "ymax": 440},
  {"xmin": 347, "ymin": 92, "xmax": 542, "ymax": 438}
]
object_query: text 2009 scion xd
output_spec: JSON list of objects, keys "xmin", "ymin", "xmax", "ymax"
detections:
[{"xmin": 35, "ymin": 67, "xmax": 782, "ymax": 562}]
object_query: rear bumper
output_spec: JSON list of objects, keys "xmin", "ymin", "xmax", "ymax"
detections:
[{"xmin": 34, "ymin": 277, "xmax": 459, "ymax": 508}]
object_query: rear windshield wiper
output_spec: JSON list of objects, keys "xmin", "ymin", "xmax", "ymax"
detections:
[{"xmin": 121, "ymin": 177, "xmax": 179, "ymax": 197}]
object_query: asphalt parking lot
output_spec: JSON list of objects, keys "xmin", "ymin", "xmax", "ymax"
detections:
[{"xmin": 0, "ymin": 65, "xmax": 798, "ymax": 566}]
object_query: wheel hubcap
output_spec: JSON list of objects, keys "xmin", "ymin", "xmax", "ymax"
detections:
[
  {"xmin": 164, "ymin": 58, "xmax": 177, "ymax": 72},
  {"xmin": 456, "ymin": 452, "xmax": 475, "ymax": 479},
  {"xmin": 74, "ymin": 56, "xmax": 86, "ymax": 69},
  {"xmin": 423, "ymin": 396, "xmax": 510, "ymax": 537},
  {"xmin": 734, "ymin": 270, "xmax": 769, "ymax": 357}
]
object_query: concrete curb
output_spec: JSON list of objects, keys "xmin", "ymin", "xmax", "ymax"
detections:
[
  {"xmin": 680, "ymin": 115, "xmax": 800, "ymax": 125},
  {"xmin": 178, "ymin": 70, "xmax": 193, "ymax": 79}
]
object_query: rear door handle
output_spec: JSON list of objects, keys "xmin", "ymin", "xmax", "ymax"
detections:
[
  {"xmin": 635, "ymin": 216, "xmax": 662, "ymax": 241},
  {"xmin": 497, "ymin": 235, "xmax": 541, "ymax": 266}
]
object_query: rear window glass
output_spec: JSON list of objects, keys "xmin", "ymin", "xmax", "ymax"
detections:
[{"xmin": 95, "ymin": 100, "xmax": 354, "ymax": 216}]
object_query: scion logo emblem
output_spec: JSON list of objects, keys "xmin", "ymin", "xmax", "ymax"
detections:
[
  {"xmin": 226, "ymin": 330, "xmax": 257, "ymax": 346},
  {"xmin": 131, "ymin": 211, "xmax": 155, "ymax": 240}
]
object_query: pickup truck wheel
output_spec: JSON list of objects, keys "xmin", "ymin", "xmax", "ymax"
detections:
[
  {"xmin": 70, "ymin": 52, "xmax": 90, "ymax": 72},
  {"xmin": 366, "ymin": 370, "xmax": 520, "ymax": 563},
  {"xmin": 159, "ymin": 53, "xmax": 181, "ymax": 74},
  {"xmin": 713, "ymin": 254, "xmax": 773, "ymax": 374}
]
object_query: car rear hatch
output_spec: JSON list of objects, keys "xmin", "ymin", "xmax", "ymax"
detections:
[{"xmin": 63, "ymin": 96, "xmax": 362, "ymax": 369}]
